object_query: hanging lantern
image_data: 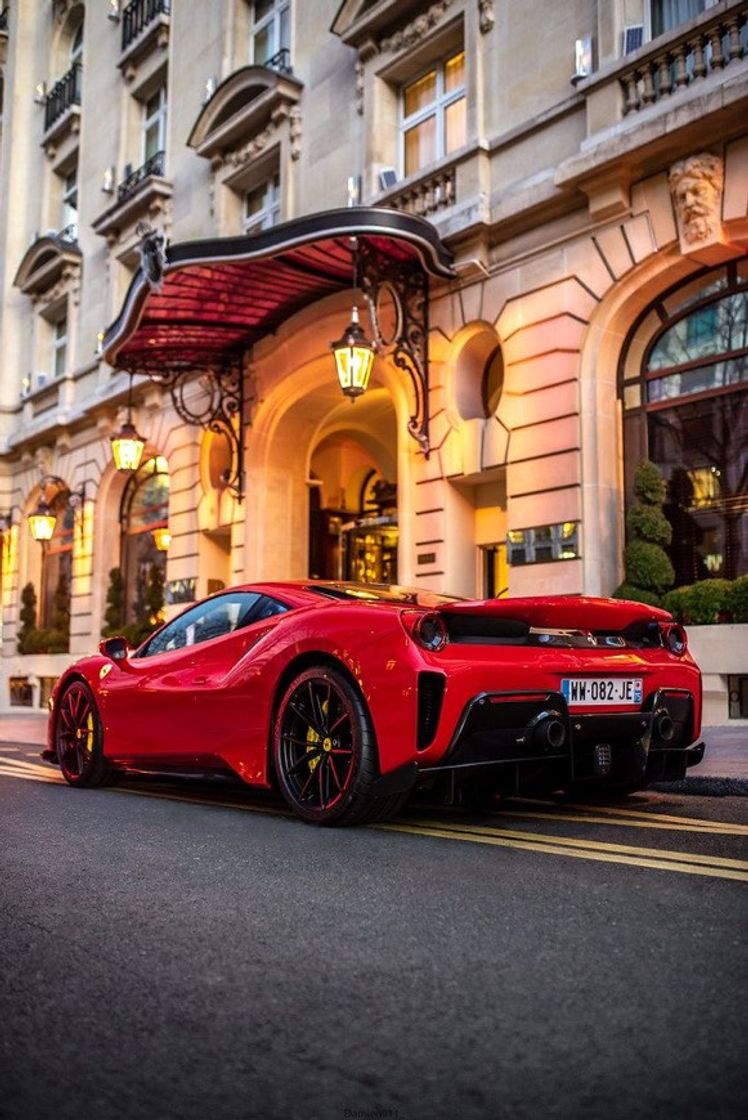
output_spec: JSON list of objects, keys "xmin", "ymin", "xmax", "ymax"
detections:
[
  {"xmin": 331, "ymin": 305, "xmax": 375, "ymax": 399},
  {"xmin": 28, "ymin": 496, "xmax": 57, "ymax": 542},
  {"xmin": 110, "ymin": 373, "xmax": 146, "ymax": 471},
  {"xmin": 152, "ymin": 527, "xmax": 171, "ymax": 552},
  {"xmin": 111, "ymin": 419, "xmax": 146, "ymax": 471}
]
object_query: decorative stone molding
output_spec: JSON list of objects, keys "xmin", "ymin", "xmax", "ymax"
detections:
[
  {"xmin": 355, "ymin": 58, "xmax": 365, "ymax": 116},
  {"xmin": 289, "ymin": 106, "xmax": 302, "ymax": 161},
  {"xmin": 478, "ymin": 0, "xmax": 495, "ymax": 35},
  {"xmin": 53, "ymin": 0, "xmax": 78, "ymax": 28},
  {"xmin": 381, "ymin": 0, "xmax": 455, "ymax": 53},
  {"xmin": 226, "ymin": 125, "xmax": 275, "ymax": 169},
  {"xmin": 668, "ymin": 152, "xmax": 740, "ymax": 264}
]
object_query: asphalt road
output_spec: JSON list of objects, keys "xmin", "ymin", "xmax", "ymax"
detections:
[{"xmin": 1, "ymin": 744, "xmax": 747, "ymax": 1120}]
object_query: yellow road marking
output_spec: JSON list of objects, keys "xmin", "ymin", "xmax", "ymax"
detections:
[
  {"xmin": 393, "ymin": 817, "xmax": 748, "ymax": 869},
  {"xmin": 378, "ymin": 822, "xmax": 748, "ymax": 882},
  {"xmin": 481, "ymin": 808, "xmax": 748, "ymax": 836},
  {"xmin": 3, "ymin": 759, "xmax": 744, "ymax": 882},
  {"xmin": 558, "ymin": 801, "xmax": 748, "ymax": 832}
]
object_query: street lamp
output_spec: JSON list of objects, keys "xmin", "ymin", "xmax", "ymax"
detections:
[
  {"xmin": 330, "ymin": 239, "xmax": 375, "ymax": 400},
  {"xmin": 111, "ymin": 374, "xmax": 146, "ymax": 472},
  {"xmin": 28, "ymin": 476, "xmax": 86, "ymax": 542}
]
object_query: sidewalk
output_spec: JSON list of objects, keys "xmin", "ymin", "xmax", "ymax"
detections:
[{"xmin": 0, "ymin": 710, "xmax": 745, "ymax": 792}]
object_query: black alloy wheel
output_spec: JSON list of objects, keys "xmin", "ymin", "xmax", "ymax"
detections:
[
  {"xmin": 55, "ymin": 680, "xmax": 109, "ymax": 787},
  {"xmin": 273, "ymin": 665, "xmax": 382, "ymax": 825}
]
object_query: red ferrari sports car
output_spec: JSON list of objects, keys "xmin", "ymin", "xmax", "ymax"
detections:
[{"xmin": 44, "ymin": 581, "xmax": 704, "ymax": 825}]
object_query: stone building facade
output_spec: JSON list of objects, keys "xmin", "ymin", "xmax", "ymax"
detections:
[{"xmin": 0, "ymin": 0, "xmax": 746, "ymax": 719}]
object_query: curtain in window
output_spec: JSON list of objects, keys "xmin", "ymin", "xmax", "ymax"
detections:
[{"xmin": 651, "ymin": 0, "xmax": 706, "ymax": 38}]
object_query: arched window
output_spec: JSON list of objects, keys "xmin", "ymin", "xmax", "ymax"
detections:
[
  {"xmin": 120, "ymin": 456, "xmax": 169, "ymax": 627},
  {"xmin": 41, "ymin": 497, "xmax": 74, "ymax": 632},
  {"xmin": 619, "ymin": 258, "xmax": 748, "ymax": 584}
]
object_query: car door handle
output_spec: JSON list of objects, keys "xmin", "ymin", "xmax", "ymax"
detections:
[{"xmin": 193, "ymin": 675, "xmax": 208, "ymax": 685}]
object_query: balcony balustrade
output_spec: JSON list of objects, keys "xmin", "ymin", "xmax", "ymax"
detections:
[
  {"xmin": 620, "ymin": 2, "xmax": 747, "ymax": 113},
  {"xmin": 44, "ymin": 62, "xmax": 82, "ymax": 131},
  {"xmin": 386, "ymin": 166, "xmax": 456, "ymax": 217},
  {"xmin": 117, "ymin": 150, "xmax": 165, "ymax": 202},
  {"xmin": 121, "ymin": 0, "xmax": 170, "ymax": 53}
]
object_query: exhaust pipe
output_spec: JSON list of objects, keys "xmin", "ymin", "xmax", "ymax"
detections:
[
  {"xmin": 655, "ymin": 712, "xmax": 675, "ymax": 742},
  {"xmin": 529, "ymin": 714, "xmax": 567, "ymax": 751}
]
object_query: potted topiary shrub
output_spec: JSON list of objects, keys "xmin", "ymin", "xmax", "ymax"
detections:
[{"xmin": 613, "ymin": 460, "xmax": 675, "ymax": 607}]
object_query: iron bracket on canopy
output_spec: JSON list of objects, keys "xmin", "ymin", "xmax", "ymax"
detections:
[
  {"xmin": 127, "ymin": 357, "xmax": 246, "ymax": 502},
  {"xmin": 357, "ymin": 240, "xmax": 431, "ymax": 458},
  {"xmin": 122, "ymin": 225, "xmax": 246, "ymax": 501}
]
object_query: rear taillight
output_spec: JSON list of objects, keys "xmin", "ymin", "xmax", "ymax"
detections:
[
  {"xmin": 402, "ymin": 610, "xmax": 449, "ymax": 652},
  {"xmin": 661, "ymin": 623, "xmax": 687, "ymax": 656}
]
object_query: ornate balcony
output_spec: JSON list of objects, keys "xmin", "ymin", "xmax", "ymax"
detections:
[
  {"xmin": 119, "ymin": 0, "xmax": 170, "ymax": 79},
  {"xmin": 93, "ymin": 151, "xmax": 172, "ymax": 245},
  {"xmin": 122, "ymin": 0, "xmax": 170, "ymax": 53},
  {"xmin": 620, "ymin": 2, "xmax": 747, "ymax": 113},
  {"xmin": 118, "ymin": 150, "xmax": 165, "ymax": 202},
  {"xmin": 555, "ymin": 1, "xmax": 748, "ymax": 217},
  {"xmin": 44, "ymin": 62, "xmax": 82, "ymax": 131}
]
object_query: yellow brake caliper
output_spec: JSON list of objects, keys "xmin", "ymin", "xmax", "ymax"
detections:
[{"xmin": 305, "ymin": 698, "xmax": 331, "ymax": 773}]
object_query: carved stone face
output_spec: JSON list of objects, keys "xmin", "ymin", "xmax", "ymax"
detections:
[
  {"xmin": 669, "ymin": 155, "xmax": 724, "ymax": 246},
  {"xmin": 674, "ymin": 174, "xmax": 719, "ymax": 240}
]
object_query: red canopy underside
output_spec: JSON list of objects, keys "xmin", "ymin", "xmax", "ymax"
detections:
[{"xmin": 113, "ymin": 234, "xmax": 423, "ymax": 372}]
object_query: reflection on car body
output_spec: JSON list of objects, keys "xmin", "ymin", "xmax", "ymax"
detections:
[{"xmin": 44, "ymin": 581, "xmax": 704, "ymax": 826}]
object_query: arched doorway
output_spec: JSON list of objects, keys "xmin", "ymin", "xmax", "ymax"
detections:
[{"xmin": 307, "ymin": 387, "xmax": 398, "ymax": 583}]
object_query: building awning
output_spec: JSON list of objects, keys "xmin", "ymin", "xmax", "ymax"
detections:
[{"xmin": 102, "ymin": 207, "xmax": 455, "ymax": 375}]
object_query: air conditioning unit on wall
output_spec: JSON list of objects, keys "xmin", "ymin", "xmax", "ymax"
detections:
[{"xmin": 623, "ymin": 24, "xmax": 644, "ymax": 54}]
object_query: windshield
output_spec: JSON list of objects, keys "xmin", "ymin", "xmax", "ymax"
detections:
[{"xmin": 304, "ymin": 582, "xmax": 466, "ymax": 607}]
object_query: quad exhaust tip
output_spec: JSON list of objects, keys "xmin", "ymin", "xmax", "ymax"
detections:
[
  {"xmin": 655, "ymin": 712, "xmax": 675, "ymax": 742},
  {"xmin": 531, "ymin": 715, "xmax": 567, "ymax": 750}
]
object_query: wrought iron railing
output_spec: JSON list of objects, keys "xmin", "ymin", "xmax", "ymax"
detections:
[
  {"xmin": 44, "ymin": 62, "xmax": 82, "ymax": 131},
  {"xmin": 121, "ymin": 0, "xmax": 171, "ymax": 53},
  {"xmin": 620, "ymin": 2, "xmax": 747, "ymax": 113},
  {"xmin": 262, "ymin": 47, "xmax": 292, "ymax": 75},
  {"xmin": 117, "ymin": 150, "xmax": 166, "ymax": 202}
]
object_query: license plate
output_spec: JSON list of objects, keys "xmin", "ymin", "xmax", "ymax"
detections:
[{"xmin": 561, "ymin": 677, "xmax": 643, "ymax": 707}]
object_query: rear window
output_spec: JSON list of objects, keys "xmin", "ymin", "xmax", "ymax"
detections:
[{"xmin": 304, "ymin": 582, "xmax": 465, "ymax": 608}]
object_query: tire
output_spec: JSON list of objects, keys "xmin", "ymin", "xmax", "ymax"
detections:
[
  {"xmin": 273, "ymin": 665, "xmax": 383, "ymax": 826},
  {"xmin": 55, "ymin": 680, "xmax": 109, "ymax": 788}
]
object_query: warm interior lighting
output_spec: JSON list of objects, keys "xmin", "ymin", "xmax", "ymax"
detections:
[
  {"xmin": 331, "ymin": 305, "xmax": 375, "ymax": 399},
  {"xmin": 111, "ymin": 375, "xmax": 146, "ymax": 471},
  {"xmin": 152, "ymin": 527, "xmax": 171, "ymax": 551},
  {"xmin": 28, "ymin": 498, "xmax": 57, "ymax": 542}
]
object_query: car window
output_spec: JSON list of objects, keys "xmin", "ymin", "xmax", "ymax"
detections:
[{"xmin": 138, "ymin": 592, "xmax": 287, "ymax": 657}]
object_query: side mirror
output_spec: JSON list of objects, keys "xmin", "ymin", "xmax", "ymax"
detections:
[{"xmin": 99, "ymin": 636, "xmax": 131, "ymax": 662}]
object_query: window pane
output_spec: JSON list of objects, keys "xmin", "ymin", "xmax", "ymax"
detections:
[
  {"xmin": 144, "ymin": 124, "xmax": 160, "ymax": 160},
  {"xmin": 445, "ymin": 95, "xmax": 466, "ymax": 154},
  {"xmin": 651, "ymin": 0, "xmax": 706, "ymax": 38},
  {"xmin": 647, "ymin": 355, "xmax": 748, "ymax": 402},
  {"xmin": 444, "ymin": 51, "xmax": 465, "ymax": 92},
  {"xmin": 280, "ymin": 6, "xmax": 290, "ymax": 51},
  {"xmin": 254, "ymin": 0, "xmax": 275, "ymax": 20},
  {"xmin": 648, "ymin": 390, "xmax": 748, "ymax": 581},
  {"xmin": 404, "ymin": 69, "xmax": 436, "ymax": 117},
  {"xmin": 404, "ymin": 116, "xmax": 436, "ymax": 176},
  {"xmin": 648, "ymin": 292, "xmax": 748, "ymax": 370},
  {"xmin": 254, "ymin": 25, "xmax": 272, "ymax": 63}
]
